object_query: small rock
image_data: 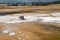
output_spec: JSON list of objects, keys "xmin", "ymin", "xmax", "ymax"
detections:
[
  {"xmin": 19, "ymin": 32, "xmax": 24, "ymax": 36},
  {"xmin": 8, "ymin": 32, "xmax": 15, "ymax": 36},
  {"xmin": 19, "ymin": 16, "xmax": 25, "ymax": 20},
  {"xmin": 18, "ymin": 38, "xmax": 21, "ymax": 40}
]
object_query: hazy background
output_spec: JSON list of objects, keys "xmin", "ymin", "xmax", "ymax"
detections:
[{"xmin": 0, "ymin": 0, "xmax": 59, "ymax": 3}]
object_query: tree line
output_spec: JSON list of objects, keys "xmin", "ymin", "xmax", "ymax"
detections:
[
  {"xmin": 0, "ymin": 1, "xmax": 60, "ymax": 6},
  {"xmin": 31, "ymin": 1, "xmax": 60, "ymax": 6}
]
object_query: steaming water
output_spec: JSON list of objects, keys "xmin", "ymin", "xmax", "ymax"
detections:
[{"xmin": 0, "ymin": 12, "xmax": 60, "ymax": 23}]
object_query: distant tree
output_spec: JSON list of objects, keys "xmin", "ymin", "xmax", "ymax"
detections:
[{"xmin": 31, "ymin": 2, "xmax": 49, "ymax": 6}]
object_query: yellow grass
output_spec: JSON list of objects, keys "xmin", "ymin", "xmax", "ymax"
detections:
[{"xmin": 0, "ymin": 5, "xmax": 60, "ymax": 13}]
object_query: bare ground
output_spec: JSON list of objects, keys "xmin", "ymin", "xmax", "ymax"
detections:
[{"xmin": 0, "ymin": 22, "xmax": 60, "ymax": 40}]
